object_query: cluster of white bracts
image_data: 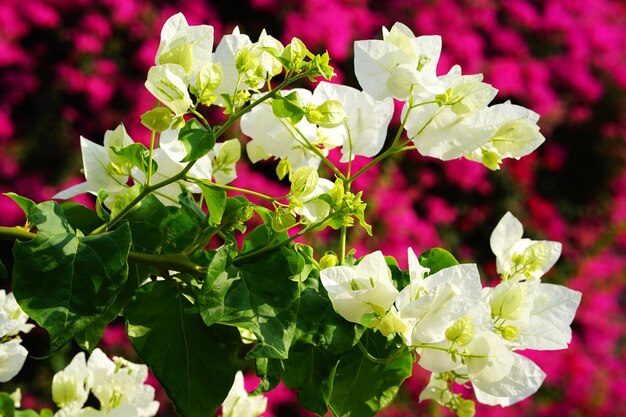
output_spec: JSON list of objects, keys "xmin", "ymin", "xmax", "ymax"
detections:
[
  {"xmin": 0, "ymin": 290, "xmax": 33, "ymax": 383},
  {"xmin": 321, "ymin": 212, "xmax": 581, "ymax": 407}
]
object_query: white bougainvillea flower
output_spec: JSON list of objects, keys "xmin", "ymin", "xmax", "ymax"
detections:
[
  {"xmin": 145, "ymin": 64, "xmax": 193, "ymax": 116},
  {"xmin": 250, "ymin": 30, "xmax": 285, "ymax": 78},
  {"xmin": 354, "ymin": 22, "xmax": 442, "ymax": 100},
  {"xmin": 87, "ymin": 349, "xmax": 159, "ymax": 417},
  {"xmin": 396, "ymin": 249, "xmax": 483, "ymax": 345},
  {"xmin": 313, "ymin": 82, "xmax": 394, "ymax": 162},
  {"xmin": 155, "ymin": 12, "xmax": 214, "ymax": 85},
  {"xmin": 52, "ymin": 351, "xmax": 92, "ymax": 410},
  {"xmin": 0, "ymin": 339, "xmax": 28, "ymax": 383},
  {"xmin": 242, "ymin": 89, "xmax": 322, "ymax": 171},
  {"xmin": 292, "ymin": 178, "xmax": 334, "ymax": 223},
  {"xmin": 465, "ymin": 101, "xmax": 545, "ymax": 170},
  {"xmin": 53, "ymin": 128, "xmax": 133, "ymax": 205},
  {"xmin": 471, "ymin": 352, "xmax": 546, "ymax": 407},
  {"xmin": 0, "ymin": 291, "xmax": 33, "ymax": 338},
  {"xmin": 403, "ymin": 66, "xmax": 500, "ymax": 161},
  {"xmin": 490, "ymin": 212, "xmax": 562, "ymax": 281},
  {"xmin": 213, "ymin": 27, "xmax": 253, "ymax": 101},
  {"xmin": 221, "ymin": 371, "xmax": 267, "ymax": 417},
  {"xmin": 485, "ymin": 278, "xmax": 581, "ymax": 350},
  {"xmin": 320, "ymin": 251, "xmax": 399, "ymax": 325}
]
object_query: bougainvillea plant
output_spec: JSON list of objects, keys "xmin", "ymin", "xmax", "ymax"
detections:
[{"xmin": 0, "ymin": 13, "xmax": 581, "ymax": 417}]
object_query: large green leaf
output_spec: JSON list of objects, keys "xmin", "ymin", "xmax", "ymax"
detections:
[
  {"xmin": 125, "ymin": 194, "xmax": 169, "ymax": 252},
  {"xmin": 199, "ymin": 247, "xmax": 300, "ymax": 359},
  {"xmin": 60, "ymin": 202, "xmax": 104, "ymax": 235},
  {"xmin": 283, "ymin": 346, "xmax": 340, "ymax": 416},
  {"xmin": 12, "ymin": 201, "xmax": 132, "ymax": 352},
  {"xmin": 197, "ymin": 183, "xmax": 226, "ymax": 226},
  {"xmin": 294, "ymin": 287, "xmax": 362, "ymax": 355},
  {"xmin": 126, "ymin": 280, "xmax": 241, "ymax": 417},
  {"xmin": 328, "ymin": 332, "xmax": 414, "ymax": 417}
]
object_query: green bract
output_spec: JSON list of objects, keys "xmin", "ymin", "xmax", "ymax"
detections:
[{"xmin": 0, "ymin": 12, "xmax": 582, "ymax": 417}]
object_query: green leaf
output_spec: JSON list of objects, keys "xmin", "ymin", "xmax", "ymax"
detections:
[
  {"xmin": 5, "ymin": 192, "xmax": 37, "ymax": 217},
  {"xmin": 126, "ymin": 280, "xmax": 241, "ymax": 417},
  {"xmin": 160, "ymin": 204, "xmax": 203, "ymax": 254},
  {"xmin": 0, "ymin": 392, "xmax": 15, "ymax": 417},
  {"xmin": 178, "ymin": 119, "xmax": 216, "ymax": 162},
  {"xmin": 295, "ymin": 287, "xmax": 362, "ymax": 355},
  {"xmin": 271, "ymin": 91, "xmax": 305, "ymax": 124},
  {"xmin": 125, "ymin": 194, "xmax": 169, "ymax": 252},
  {"xmin": 141, "ymin": 107, "xmax": 175, "ymax": 132},
  {"xmin": 283, "ymin": 346, "xmax": 340, "ymax": 416},
  {"xmin": 0, "ymin": 259, "xmax": 6, "ymax": 280},
  {"xmin": 60, "ymin": 202, "xmax": 104, "ymax": 234},
  {"xmin": 109, "ymin": 184, "xmax": 142, "ymax": 221},
  {"xmin": 418, "ymin": 248, "xmax": 459, "ymax": 276},
  {"xmin": 198, "ymin": 183, "xmax": 227, "ymax": 226},
  {"xmin": 328, "ymin": 332, "xmax": 413, "ymax": 417},
  {"xmin": 199, "ymin": 248, "xmax": 300, "ymax": 359},
  {"xmin": 111, "ymin": 143, "xmax": 157, "ymax": 177},
  {"xmin": 12, "ymin": 201, "xmax": 132, "ymax": 352},
  {"xmin": 253, "ymin": 357, "xmax": 283, "ymax": 394}
]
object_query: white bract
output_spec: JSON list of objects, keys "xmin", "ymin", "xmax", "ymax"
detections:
[
  {"xmin": 53, "ymin": 125, "xmax": 133, "ymax": 205},
  {"xmin": 221, "ymin": 371, "xmax": 267, "ymax": 417},
  {"xmin": 145, "ymin": 64, "xmax": 193, "ymax": 116},
  {"xmin": 0, "ymin": 290, "xmax": 33, "ymax": 338},
  {"xmin": 403, "ymin": 66, "xmax": 499, "ymax": 161},
  {"xmin": 354, "ymin": 22, "xmax": 442, "ymax": 100},
  {"xmin": 0, "ymin": 339, "xmax": 28, "ymax": 383},
  {"xmin": 242, "ymin": 89, "xmax": 322, "ymax": 171},
  {"xmin": 313, "ymin": 82, "xmax": 394, "ymax": 162},
  {"xmin": 490, "ymin": 212, "xmax": 562, "ymax": 280},
  {"xmin": 155, "ymin": 13, "xmax": 214, "ymax": 88},
  {"xmin": 213, "ymin": 27, "xmax": 253, "ymax": 101},
  {"xmin": 52, "ymin": 349, "xmax": 158, "ymax": 417},
  {"xmin": 211, "ymin": 139, "xmax": 241, "ymax": 184},
  {"xmin": 465, "ymin": 102, "xmax": 545, "ymax": 170},
  {"xmin": 396, "ymin": 249, "xmax": 483, "ymax": 345},
  {"xmin": 320, "ymin": 251, "xmax": 399, "ymax": 326}
]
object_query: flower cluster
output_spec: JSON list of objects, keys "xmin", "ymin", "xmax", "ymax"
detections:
[
  {"xmin": 321, "ymin": 212, "xmax": 581, "ymax": 413},
  {"xmin": 0, "ymin": 290, "xmax": 32, "ymax": 383},
  {"xmin": 51, "ymin": 348, "xmax": 159, "ymax": 417}
]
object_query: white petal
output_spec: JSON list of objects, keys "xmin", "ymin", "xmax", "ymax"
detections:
[{"xmin": 490, "ymin": 212, "xmax": 524, "ymax": 261}]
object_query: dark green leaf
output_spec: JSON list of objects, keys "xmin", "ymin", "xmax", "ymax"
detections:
[
  {"xmin": 60, "ymin": 202, "xmax": 104, "ymax": 235},
  {"xmin": 0, "ymin": 259, "xmax": 6, "ymax": 280},
  {"xmin": 0, "ymin": 392, "xmax": 15, "ymax": 417},
  {"xmin": 126, "ymin": 280, "xmax": 241, "ymax": 417},
  {"xmin": 111, "ymin": 143, "xmax": 157, "ymax": 176},
  {"xmin": 199, "ymin": 248, "xmax": 300, "ymax": 359},
  {"xmin": 418, "ymin": 248, "xmax": 459, "ymax": 276},
  {"xmin": 253, "ymin": 357, "xmax": 283, "ymax": 394},
  {"xmin": 295, "ymin": 287, "xmax": 362, "ymax": 354},
  {"xmin": 160, "ymin": 204, "xmax": 203, "ymax": 254},
  {"xmin": 95, "ymin": 189, "xmax": 110, "ymax": 222},
  {"xmin": 125, "ymin": 194, "xmax": 169, "ymax": 252},
  {"xmin": 328, "ymin": 332, "xmax": 413, "ymax": 417},
  {"xmin": 178, "ymin": 119, "xmax": 216, "ymax": 162},
  {"xmin": 283, "ymin": 346, "xmax": 340, "ymax": 416},
  {"xmin": 198, "ymin": 183, "xmax": 226, "ymax": 226},
  {"xmin": 12, "ymin": 201, "xmax": 131, "ymax": 352}
]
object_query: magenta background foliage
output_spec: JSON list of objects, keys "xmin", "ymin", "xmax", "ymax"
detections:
[{"xmin": 1, "ymin": 1, "xmax": 625, "ymax": 416}]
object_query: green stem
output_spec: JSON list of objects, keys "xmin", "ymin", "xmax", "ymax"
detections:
[
  {"xmin": 339, "ymin": 225, "xmax": 347, "ymax": 265},
  {"xmin": 0, "ymin": 226, "xmax": 36, "ymax": 241},
  {"xmin": 189, "ymin": 108, "xmax": 211, "ymax": 129},
  {"xmin": 147, "ymin": 129, "xmax": 156, "ymax": 186}
]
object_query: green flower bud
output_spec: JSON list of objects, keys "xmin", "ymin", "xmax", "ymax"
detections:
[
  {"xmin": 445, "ymin": 315, "xmax": 474, "ymax": 346},
  {"xmin": 304, "ymin": 100, "xmax": 347, "ymax": 128},
  {"xmin": 456, "ymin": 398, "xmax": 476, "ymax": 417},
  {"xmin": 193, "ymin": 62, "xmax": 223, "ymax": 105},
  {"xmin": 501, "ymin": 325, "xmax": 519, "ymax": 341},
  {"xmin": 271, "ymin": 207, "xmax": 296, "ymax": 232},
  {"xmin": 290, "ymin": 166, "xmax": 319, "ymax": 198},
  {"xmin": 319, "ymin": 253, "xmax": 338, "ymax": 269}
]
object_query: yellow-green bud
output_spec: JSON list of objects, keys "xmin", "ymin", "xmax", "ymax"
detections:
[
  {"xmin": 445, "ymin": 316, "xmax": 474, "ymax": 346},
  {"xmin": 271, "ymin": 207, "xmax": 296, "ymax": 232},
  {"xmin": 319, "ymin": 253, "xmax": 338, "ymax": 269},
  {"xmin": 304, "ymin": 100, "xmax": 347, "ymax": 128},
  {"xmin": 501, "ymin": 325, "xmax": 518, "ymax": 341}
]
